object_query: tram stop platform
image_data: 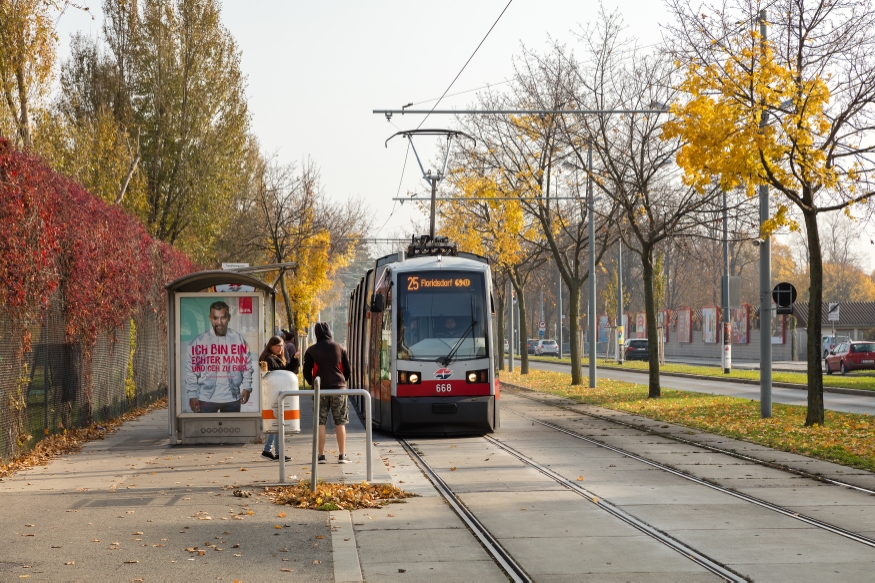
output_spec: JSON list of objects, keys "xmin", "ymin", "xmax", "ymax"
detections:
[{"xmin": 0, "ymin": 399, "xmax": 404, "ymax": 581}]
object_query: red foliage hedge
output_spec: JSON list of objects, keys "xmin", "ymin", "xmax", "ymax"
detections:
[{"xmin": 0, "ymin": 137, "xmax": 196, "ymax": 346}]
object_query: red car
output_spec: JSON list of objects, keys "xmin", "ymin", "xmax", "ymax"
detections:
[{"xmin": 824, "ymin": 341, "xmax": 875, "ymax": 375}]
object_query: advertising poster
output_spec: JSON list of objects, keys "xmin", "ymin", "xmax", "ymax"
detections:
[
  {"xmin": 771, "ymin": 303, "xmax": 785, "ymax": 344},
  {"xmin": 677, "ymin": 308, "xmax": 692, "ymax": 343},
  {"xmin": 658, "ymin": 310, "xmax": 670, "ymax": 342},
  {"xmin": 635, "ymin": 312, "xmax": 647, "ymax": 338},
  {"xmin": 702, "ymin": 307, "xmax": 718, "ymax": 343},
  {"xmin": 598, "ymin": 315, "xmax": 610, "ymax": 343},
  {"xmin": 732, "ymin": 304, "xmax": 749, "ymax": 344},
  {"xmin": 178, "ymin": 294, "xmax": 261, "ymax": 415}
]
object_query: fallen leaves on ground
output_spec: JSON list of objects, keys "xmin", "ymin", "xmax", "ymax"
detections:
[
  {"xmin": 502, "ymin": 370, "xmax": 875, "ymax": 472},
  {"xmin": 266, "ymin": 480, "xmax": 415, "ymax": 511},
  {"xmin": 0, "ymin": 398, "xmax": 167, "ymax": 478}
]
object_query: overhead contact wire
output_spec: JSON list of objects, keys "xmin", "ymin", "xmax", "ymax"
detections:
[{"xmin": 416, "ymin": 0, "xmax": 514, "ymax": 130}]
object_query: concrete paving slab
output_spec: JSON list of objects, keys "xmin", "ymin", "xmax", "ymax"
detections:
[
  {"xmin": 735, "ymin": 485, "xmax": 875, "ymax": 507},
  {"xmin": 729, "ymin": 561, "xmax": 875, "ymax": 582},
  {"xmin": 626, "ymin": 503, "xmax": 815, "ymax": 531},
  {"xmin": 537, "ymin": 574, "xmax": 722, "ymax": 582},
  {"xmin": 349, "ymin": 497, "xmax": 461, "ymax": 531},
  {"xmin": 498, "ymin": 535, "xmax": 713, "ymax": 576},
  {"xmin": 459, "ymin": 490, "xmax": 641, "ymax": 538},
  {"xmin": 670, "ymin": 527, "xmax": 875, "ymax": 565},
  {"xmin": 583, "ymin": 482, "xmax": 751, "ymax": 506},
  {"xmin": 354, "ymin": 527, "xmax": 495, "ymax": 563},
  {"xmin": 359, "ymin": 560, "xmax": 508, "ymax": 582}
]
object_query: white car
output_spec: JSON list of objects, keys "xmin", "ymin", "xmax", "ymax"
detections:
[{"xmin": 535, "ymin": 339, "xmax": 559, "ymax": 356}]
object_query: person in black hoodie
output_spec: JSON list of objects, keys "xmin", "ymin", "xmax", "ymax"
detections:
[{"xmin": 303, "ymin": 322, "xmax": 351, "ymax": 464}]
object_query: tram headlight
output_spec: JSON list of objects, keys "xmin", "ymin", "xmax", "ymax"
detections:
[
  {"xmin": 398, "ymin": 370, "xmax": 421, "ymax": 385},
  {"xmin": 466, "ymin": 369, "xmax": 488, "ymax": 383}
]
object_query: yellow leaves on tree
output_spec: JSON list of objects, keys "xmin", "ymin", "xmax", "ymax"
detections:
[
  {"xmin": 283, "ymin": 230, "xmax": 333, "ymax": 331},
  {"xmin": 0, "ymin": 0, "xmax": 57, "ymax": 148},
  {"xmin": 664, "ymin": 30, "xmax": 835, "ymax": 238},
  {"xmin": 442, "ymin": 172, "xmax": 533, "ymax": 269}
]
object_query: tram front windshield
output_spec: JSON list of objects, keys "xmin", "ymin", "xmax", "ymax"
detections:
[{"xmin": 397, "ymin": 271, "xmax": 488, "ymax": 361}]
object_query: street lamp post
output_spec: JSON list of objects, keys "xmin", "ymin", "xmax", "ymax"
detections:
[
  {"xmin": 758, "ymin": 9, "xmax": 773, "ymax": 418},
  {"xmin": 617, "ymin": 240, "xmax": 624, "ymax": 365}
]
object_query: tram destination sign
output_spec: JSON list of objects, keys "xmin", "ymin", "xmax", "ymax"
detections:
[{"xmin": 405, "ymin": 275, "xmax": 475, "ymax": 291}]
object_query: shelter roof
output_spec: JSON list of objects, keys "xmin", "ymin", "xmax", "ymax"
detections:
[{"xmin": 165, "ymin": 270, "xmax": 275, "ymax": 294}]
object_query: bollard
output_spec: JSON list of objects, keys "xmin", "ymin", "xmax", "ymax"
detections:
[{"xmin": 311, "ymin": 377, "xmax": 320, "ymax": 491}]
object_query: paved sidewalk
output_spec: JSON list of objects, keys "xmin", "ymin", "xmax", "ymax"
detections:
[{"xmin": 0, "ymin": 399, "xmax": 391, "ymax": 581}]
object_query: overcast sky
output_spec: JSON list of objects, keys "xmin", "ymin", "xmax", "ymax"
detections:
[{"xmin": 55, "ymin": 0, "xmax": 875, "ymax": 270}]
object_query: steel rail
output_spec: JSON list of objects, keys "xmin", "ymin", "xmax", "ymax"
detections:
[
  {"xmin": 483, "ymin": 435, "xmax": 746, "ymax": 582},
  {"xmin": 503, "ymin": 383, "xmax": 875, "ymax": 496},
  {"xmin": 501, "ymin": 404, "xmax": 875, "ymax": 550},
  {"xmin": 398, "ymin": 438, "xmax": 532, "ymax": 583}
]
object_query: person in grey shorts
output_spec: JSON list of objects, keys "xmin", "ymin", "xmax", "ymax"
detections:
[{"xmin": 303, "ymin": 322, "xmax": 351, "ymax": 464}]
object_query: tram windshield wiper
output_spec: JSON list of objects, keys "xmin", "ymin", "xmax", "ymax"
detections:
[{"xmin": 437, "ymin": 297, "xmax": 477, "ymax": 366}]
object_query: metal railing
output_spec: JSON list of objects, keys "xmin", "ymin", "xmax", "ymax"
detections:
[{"xmin": 276, "ymin": 378, "xmax": 373, "ymax": 489}]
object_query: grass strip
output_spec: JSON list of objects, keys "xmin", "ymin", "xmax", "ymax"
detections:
[
  {"xmin": 522, "ymin": 354, "xmax": 875, "ymax": 392},
  {"xmin": 502, "ymin": 369, "xmax": 875, "ymax": 473}
]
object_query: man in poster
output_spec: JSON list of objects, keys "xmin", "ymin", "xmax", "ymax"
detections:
[{"xmin": 183, "ymin": 300, "xmax": 254, "ymax": 413}]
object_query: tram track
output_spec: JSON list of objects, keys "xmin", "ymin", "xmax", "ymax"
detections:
[
  {"xmin": 400, "ymin": 431, "xmax": 745, "ymax": 582},
  {"xmin": 501, "ymin": 382, "xmax": 875, "ymax": 496},
  {"xmin": 499, "ymin": 386, "xmax": 875, "ymax": 551},
  {"xmin": 397, "ymin": 438, "xmax": 533, "ymax": 583}
]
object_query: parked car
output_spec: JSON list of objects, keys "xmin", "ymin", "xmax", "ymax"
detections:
[
  {"xmin": 822, "ymin": 334, "xmax": 850, "ymax": 359},
  {"xmin": 535, "ymin": 339, "xmax": 559, "ymax": 357},
  {"xmin": 504, "ymin": 339, "xmax": 509, "ymax": 354},
  {"xmin": 625, "ymin": 339, "xmax": 649, "ymax": 361},
  {"xmin": 527, "ymin": 338, "xmax": 539, "ymax": 354},
  {"xmin": 824, "ymin": 341, "xmax": 875, "ymax": 375}
]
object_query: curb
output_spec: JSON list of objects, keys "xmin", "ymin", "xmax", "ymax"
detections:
[{"xmin": 524, "ymin": 357, "xmax": 875, "ymax": 398}]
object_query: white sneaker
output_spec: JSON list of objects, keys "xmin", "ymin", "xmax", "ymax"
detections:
[{"xmin": 338, "ymin": 454, "xmax": 351, "ymax": 464}]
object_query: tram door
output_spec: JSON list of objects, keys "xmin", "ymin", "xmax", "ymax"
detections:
[{"xmin": 369, "ymin": 303, "xmax": 382, "ymax": 426}]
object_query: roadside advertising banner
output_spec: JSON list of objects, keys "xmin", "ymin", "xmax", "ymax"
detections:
[
  {"xmin": 732, "ymin": 304, "xmax": 749, "ymax": 344},
  {"xmin": 658, "ymin": 310, "xmax": 670, "ymax": 342},
  {"xmin": 677, "ymin": 307, "xmax": 692, "ymax": 343},
  {"xmin": 702, "ymin": 307, "xmax": 718, "ymax": 343},
  {"xmin": 771, "ymin": 303, "xmax": 785, "ymax": 344},
  {"xmin": 635, "ymin": 312, "xmax": 647, "ymax": 338},
  {"xmin": 177, "ymin": 294, "xmax": 262, "ymax": 415}
]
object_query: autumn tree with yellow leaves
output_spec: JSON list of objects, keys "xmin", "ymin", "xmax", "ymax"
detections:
[
  {"xmin": 441, "ymin": 171, "xmax": 546, "ymax": 373},
  {"xmin": 228, "ymin": 157, "xmax": 368, "ymax": 332},
  {"xmin": 664, "ymin": 0, "xmax": 875, "ymax": 425}
]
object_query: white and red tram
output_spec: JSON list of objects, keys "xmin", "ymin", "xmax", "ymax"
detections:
[{"xmin": 347, "ymin": 237, "xmax": 499, "ymax": 435}]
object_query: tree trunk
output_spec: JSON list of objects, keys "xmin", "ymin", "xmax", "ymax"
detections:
[
  {"xmin": 804, "ymin": 211, "xmax": 825, "ymax": 426},
  {"xmin": 568, "ymin": 284, "xmax": 582, "ymax": 385},
  {"xmin": 641, "ymin": 246, "xmax": 661, "ymax": 398},
  {"xmin": 15, "ymin": 65, "xmax": 32, "ymax": 149},
  {"xmin": 497, "ymin": 292, "xmax": 505, "ymax": 372},
  {"xmin": 510, "ymin": 276, "xmax": 530, "ymax": 374},
  {"xmin": 280, "ymin": 270, "xmax": 295, "ymax": 330}
]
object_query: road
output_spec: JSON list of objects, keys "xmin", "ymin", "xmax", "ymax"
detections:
[{"xmin": 528, "ymin": 360, "xmax": 875, "ymax": 416}]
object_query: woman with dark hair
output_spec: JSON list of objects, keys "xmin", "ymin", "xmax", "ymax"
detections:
[{"xmin": 258, "ymin": 336, "xmax": 293, "ymax": 461}]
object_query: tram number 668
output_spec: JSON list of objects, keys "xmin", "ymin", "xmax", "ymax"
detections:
[{"xmin": 435, "ymin": 384, "xmax": 453, "ymax": 392}]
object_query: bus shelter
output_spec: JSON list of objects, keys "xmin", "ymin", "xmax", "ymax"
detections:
[{"xmin": 166, "ymin": 269, "xmax": 278, "ymax": 444}]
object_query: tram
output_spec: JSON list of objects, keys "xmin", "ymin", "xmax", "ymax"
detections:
[{"xmin": 347, "ymin": 236, "xmax": 499, "ymax": 435}]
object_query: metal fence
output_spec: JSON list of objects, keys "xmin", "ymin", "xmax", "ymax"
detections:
[{"xmin": 0, "ymin": 294, "xmax": 167, "ymax": 462}]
